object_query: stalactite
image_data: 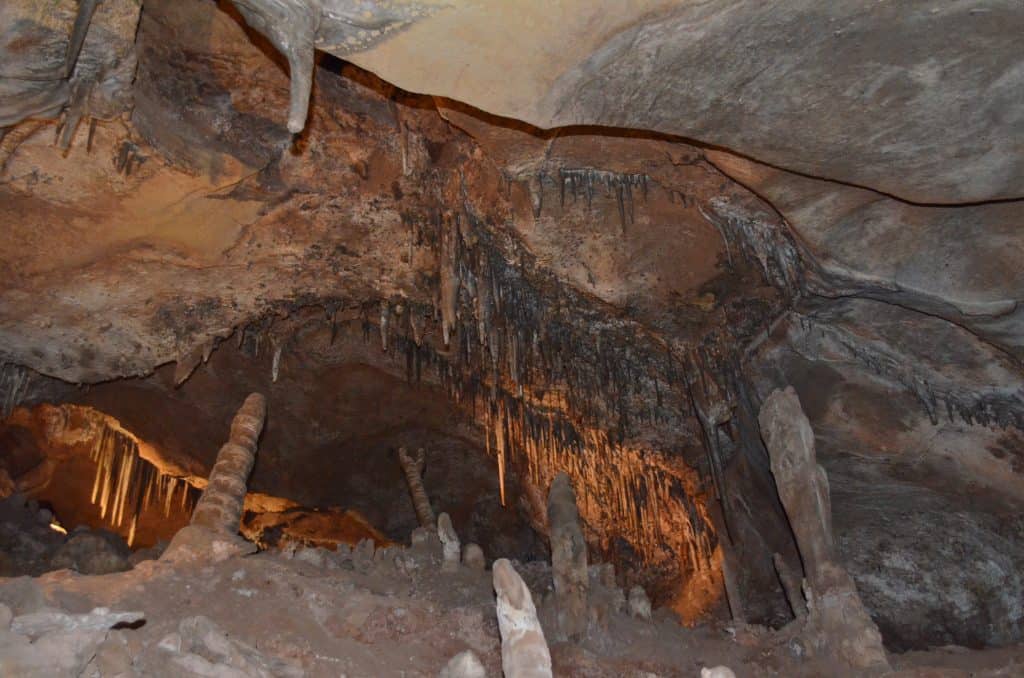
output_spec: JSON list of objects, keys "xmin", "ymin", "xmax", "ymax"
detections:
[
  {"xmin": 480, "ymin": 393, "xmax": 716, "ymax": 578},
  {"xmin": 85, "ymin": 416, "xmax": 198, "ymax": 546},
  {"xmin": 65, "ymin": 0, "xmax": 101, "ymax": 78},
  {"xmin": 379, "ymin": 300, "xmax": 391, "ymax": 352},
  {"xmin": 271, "ymin": 343, "xmax": 282, "ymax": 383},
  {"xmin": 791, "ymin": 309, "xmax": 1024, "ymax": 430},
  {"xmin": 558, "ymin": 168, "xmax": 648, "ymax": 233},
  {"xmin": 332, "ymin": 193, "xmax": 735, "ymax": 609},
  {"xmin": 409, "ymin": 307, "xmax": 425, "ymax": 346},
  {"xmin": 439, "ymin": 212, "xmax": 461, "ymax": 347},
  {"xmin": 701, "ymin": 198, "xmax": 804, "ymax": 298}
]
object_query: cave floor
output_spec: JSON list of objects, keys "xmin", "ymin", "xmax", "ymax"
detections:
[{"xmin": 2, "ymin": 540, "xmax": 1023, "ymax": 678}]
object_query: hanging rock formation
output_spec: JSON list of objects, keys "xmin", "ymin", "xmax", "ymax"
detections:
[
  {"xmin": 226, "ymin": 0, "xmax": 434, "ymax": 133},
  {"xmin": 492, "ymin": 558, "xmax": 553, "ymax": 678},
  {"xmin": 759, "ymin": 387, "xmax": 889, "ymax": 672},
  {"xmin": 163, "ymin": 393, "xmax": 266, "ymax": 563}
]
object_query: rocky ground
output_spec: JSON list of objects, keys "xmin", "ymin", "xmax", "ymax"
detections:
[{"xmin": 2, "ymin": 524, "xmax": 1023, "ymax": 677}]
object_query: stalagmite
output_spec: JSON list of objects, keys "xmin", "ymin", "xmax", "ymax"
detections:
[
  {"xmin": 759, "ymin": 387, "xmax": 889, "ymax": 672},
  {"xmin": 492, "ymin": 558, "xmax": 553, "ymax": 678},
  {"xmin": 437, "ymin": 512, "xmax": 461, "ymax": 572},
  {"xmin": 760, "ymin": 389, "xmax": 833, "ymax": 583},
  {"xmin": 163, "ymin": 393, "xmax": 266, "ymax": 563},
  {"xmin": 546, "ymin": 472, "xmax": 588, "ymax": 641},
  {"xmin": 398, "ymin": 447, "xmax": 435, "ymax": 528},
  {"xmin": 701, "ymin": 667, "xmax": 737, "ymax": 678},
  {"xmin": 190, "ymin": 393, "xmax": 266, "ymax": 532},
  {"xmin": 627, "ymin": 585, "xmax": 652, "ymax": 620},
  {"xmin": 462, "ymin": 543, "xmax": 485, "ymax": 570},
  {"xmin": 438, "ymin": 650, "xmax": 486, "ymax": 678}
]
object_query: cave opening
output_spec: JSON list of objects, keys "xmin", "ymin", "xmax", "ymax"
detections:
[{"xmin": 1, "ymin": 0, "xmax": 1023, "ymax": 675}]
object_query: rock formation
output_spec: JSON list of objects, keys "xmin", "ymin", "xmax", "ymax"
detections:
[
  {"xmin": 627, "ymin": 585, "xmax": 652, "ymax": 621},
  {"xmin": 437, "ymin": 511, "xmax": 460, "ymax": 572},
  {"xmin": 759, "ymin": 387, "xmax": 889, "ymax": 672},
  {"xmin": 492, "ymin": 558, "xmax": 553, "ymax": 678},
  {"xmin": 190, "ymin": 393, "xmax": 266, "ymax": 533},
  {"xmin": 163, "ymin": 393, "xmax": 266, "ymax": 563},
  {"xmin": 546, "ymin": 472, "xmax": 588, "ymax": 641},
  {"xmin": 461, "ymin": 543, "xmax": 485, "ymax": 570},
  {"xmin": 399, "ymin": 447, "xmax": 435, "ymax": 529}
]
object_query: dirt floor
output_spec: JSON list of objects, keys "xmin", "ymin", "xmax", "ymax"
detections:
[{"xmin": 2, "ymin": 527, "xmax": 1023, "ymax": 677}]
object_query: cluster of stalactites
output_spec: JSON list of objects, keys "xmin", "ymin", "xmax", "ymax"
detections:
[
  {"xmin": 410, "ymin": 205, "xmax": 687, "ymax": 441},
  {"xmin": 88, "ymin": 423, "xmax": 196, "ymax": 545},
  {"xmin": 557, "ymin": 168, "xmax": 649, "ymax": 233},
  {"xmin": 484, "ymin": 395, "xmax": 716, "ymax": 576},
  {"xmin": 522, "ymin": 167, "xmax": 650, "ymax": 234}
]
